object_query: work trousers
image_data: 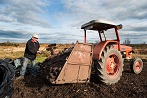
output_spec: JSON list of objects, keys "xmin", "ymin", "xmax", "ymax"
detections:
[{"xmin": 20, "ymin": 57, "xmax": 35, "ymax": 76}]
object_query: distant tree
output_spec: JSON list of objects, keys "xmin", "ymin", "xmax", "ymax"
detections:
[
  {"xmin": 0, "ymin": 41, "xmax": 19, "ymax": 47},
  {"xmin": 123, "ymin": 38, "xmax": 131, "ymax": 45},
  {"xmin": 142, "ymin": 42, "xmax": 146, "ymax": 44}
]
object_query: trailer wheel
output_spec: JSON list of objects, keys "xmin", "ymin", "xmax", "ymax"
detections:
[
  {"xmin": 130, "ymin": 58, "xmax": 143, "ymax": 74},
  {"xmin": 94, "ymin": 46, "xmax": 124, "ymax": 85}
]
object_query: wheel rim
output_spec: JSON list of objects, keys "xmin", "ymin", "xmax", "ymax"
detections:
[
  {"xmin": 106, "ymin": 54, "xmax": 119, "ymax": 78},
  {"xmin": 134, "ymin": 61, "xmax": 142, "ymax": 72}
]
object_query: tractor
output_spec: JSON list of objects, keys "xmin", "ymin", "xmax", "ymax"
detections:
[
  {"xmin": 39, "ymin": 19, "xmax": 144, "ymax": 85},
  {"xmin": 81, "ymin": 19, "xmax": 143, "ymax": 84}
]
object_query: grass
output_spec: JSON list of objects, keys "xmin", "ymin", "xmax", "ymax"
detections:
[
  {"xmin": 0, "ymin": 43, "xmax": 49, "ymax": 62},
  {"xmin": 0, "ymin": 53, "xmax": 47, "ymax": 63},
  {"xmin": 133, "ymin": 54, "xmax": 147, "ymax": 59},
  {"xmin": 36, "ymin": 55, "xmax": 47, "ymax": 63},
  {"xmin": 0, "ymin": 51, "xmax": 23, "ymax": 59},
  {"xmin": 0, "ymin": 49, "xmax": 47, "ymax": 63}
]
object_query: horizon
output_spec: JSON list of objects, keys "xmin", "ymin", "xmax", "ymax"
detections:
[{"xmin": 0, "ymin": 41, "xmax": 146, "ymax": 45}]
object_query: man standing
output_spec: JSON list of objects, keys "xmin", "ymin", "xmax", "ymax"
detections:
[{"xmin": 16, "ymin": 34, "xmax": 41, "ymax": 80}]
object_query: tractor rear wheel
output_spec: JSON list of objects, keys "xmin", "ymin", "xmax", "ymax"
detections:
[
  {"xmin": 94, "ymin": 46, "xmax": 124, "ymax": 85},
  {"xmin": 130, "ymin": 58, "xmax": 143, "ymax": 74}
]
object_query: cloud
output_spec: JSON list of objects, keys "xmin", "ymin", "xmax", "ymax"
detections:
[
  {"xmin": 0, "ymin": 0, "xmax": 147, "ymax": 44},
  {"xmin": 0, "ymin": 0, "xmax": 51, "ymax": 28},
  {"xmin": 60, "ymin": 0, "xmax": 147, "ymax": 44},
  {"xmin": 0, "ymin": 30, "xmax": 30, "ymax": 42},
  {"xmin": 62, "ymin": 0, "xmax": 147, "ymax": 20}
]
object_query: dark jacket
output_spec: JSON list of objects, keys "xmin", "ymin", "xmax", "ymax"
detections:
[{"xmin": 24, "ymin": 39, "xmax": 40, "ymax": 60}]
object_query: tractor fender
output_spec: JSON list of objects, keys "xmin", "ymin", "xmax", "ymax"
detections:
[{"xmin": 93, "ymin": 40, "xmax": 118, "ymax": 60}]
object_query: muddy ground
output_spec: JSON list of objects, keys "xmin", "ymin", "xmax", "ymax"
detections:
[{"xmin": 12, "ymin": 60, "xmax": 147, "ymax": 98}]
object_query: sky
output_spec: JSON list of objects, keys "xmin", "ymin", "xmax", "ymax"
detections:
[{"xmin": 0, "ymin": 0, "xmax": 147, "ymax": 44}]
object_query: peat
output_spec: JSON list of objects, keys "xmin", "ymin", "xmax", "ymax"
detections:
[{"xmin": 12, "ymin": 59, "xmax": 147, "ymax": 98}]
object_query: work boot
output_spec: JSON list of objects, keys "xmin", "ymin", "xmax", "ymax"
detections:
[{"xmin": 16, "ymin": 75, "xmax": 24, "ymax": 80}]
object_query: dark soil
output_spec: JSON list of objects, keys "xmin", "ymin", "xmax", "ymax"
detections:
[{"xmin": 12, "ymin": 58, "xmax": 147, "ymax": 98}]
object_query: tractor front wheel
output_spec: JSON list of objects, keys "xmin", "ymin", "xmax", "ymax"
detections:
[
  {"xmin": 94, "ymin": 46, "xmax": 124, "ymax": 85},
  {"xmin": 130, "ymin": 58, "xmax": 143, "ymax": 74}
]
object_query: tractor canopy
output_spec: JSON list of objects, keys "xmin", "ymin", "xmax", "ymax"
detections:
[{"xmin": 81, "ymin": 19, "xmax": 122, "ymax": 31}]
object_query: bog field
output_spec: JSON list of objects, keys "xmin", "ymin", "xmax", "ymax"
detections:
[{"xmin": 0, "ymin": 42, "xmax": 147, "ymax": 98}]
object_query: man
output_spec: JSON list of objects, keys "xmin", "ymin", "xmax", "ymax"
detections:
[{"xmin": 16, "ymin": 34, "xmax": 41, "ymax": 80}]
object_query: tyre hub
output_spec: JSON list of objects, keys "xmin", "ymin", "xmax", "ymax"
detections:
[
  {"xmin": 106, "ymin": 54, "xmax": 119, "ymax": 76},
  {"xmin": 134, "ymin": 61, "xmax": 141, "ymax": 71}
]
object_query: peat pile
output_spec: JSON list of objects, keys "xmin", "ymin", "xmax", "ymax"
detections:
[{"xmin": 39, "ymin": 47, "xmax": 73, "ymax": 82}]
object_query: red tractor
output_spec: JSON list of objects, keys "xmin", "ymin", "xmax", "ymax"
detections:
[
  {"xmin": 40, "ymin": 19, "xmax": 143, "ymax": 85},
  {"xmin": 81, "ymin": 19, "xmax": 143, "ymax": 84}
]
